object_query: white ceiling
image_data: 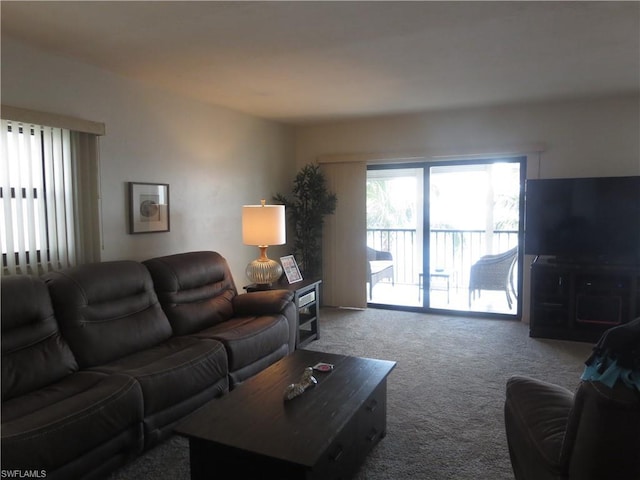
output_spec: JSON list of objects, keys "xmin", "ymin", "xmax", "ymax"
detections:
[{"xmin": 2, "ymin": 1, "xmax": 639, "ymax": 125}]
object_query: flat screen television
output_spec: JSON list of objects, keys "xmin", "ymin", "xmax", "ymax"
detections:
[{"xmin": 524, "ymin": 176, "xmax": 640, "ymax": 265}]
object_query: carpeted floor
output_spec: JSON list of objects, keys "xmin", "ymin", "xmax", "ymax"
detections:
[{"xmin": 108, "ymin": 307, "xmax": 594, "ymax": 480}]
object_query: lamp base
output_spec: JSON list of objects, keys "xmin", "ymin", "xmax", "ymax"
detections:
[{"xmin": 246, "ymin": 248, "xmax": 283, "ymax": 286}]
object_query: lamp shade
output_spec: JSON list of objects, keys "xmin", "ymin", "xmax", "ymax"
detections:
[{"xmin": 242, "ymin": 203, "xmax": 286, "ymax": 246}]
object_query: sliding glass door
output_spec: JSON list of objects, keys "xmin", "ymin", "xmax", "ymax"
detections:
[
  {"xmin": 367, "ymin": 167, "xmax": 424, "ymax": 307},
  {"xmin": 366, "ymin": 158, "xmax": 524, "ymax": 318}
]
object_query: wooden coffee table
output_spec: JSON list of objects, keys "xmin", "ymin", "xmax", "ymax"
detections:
[{"xmin": 175, "ymin": 349, "xmax": 396, "ymax": 480}]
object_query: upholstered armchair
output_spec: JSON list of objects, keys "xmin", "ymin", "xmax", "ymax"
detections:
[{"xmin": 504, "ymin": 318, "xmax": 640, "ymax": 480}]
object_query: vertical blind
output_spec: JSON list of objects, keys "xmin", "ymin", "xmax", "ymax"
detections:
[
  {"xmin": 0, "ymin": 119, "xmax": 77, "ymax": 274},
  {"xmin": 320, "ymin": 161, "xmax": 368, "ymax": 308}
]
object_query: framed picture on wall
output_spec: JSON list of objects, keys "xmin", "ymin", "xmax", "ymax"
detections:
[
  {"xmin": 280, "ymin": 255, "xmax": 303, "ymax": 284},
  {"xmin": 128, "ymin": 182, "xmax": 170, "ymax": 233}
]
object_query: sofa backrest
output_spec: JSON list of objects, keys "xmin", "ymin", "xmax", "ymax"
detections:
[
  {"xmin": 1, "ymin": 275, "xmax": 78, "ymax": 401},
  {"xmin": 43, "ymin": 260, "xmax": 173, "ymax": 368},
  {"xmin": 143, "ymin": 251, "xmax": 237, "ymax": 336},
  {"xmin": 561, "ymin": 380, "xmax": 640, "ymax": 479}
]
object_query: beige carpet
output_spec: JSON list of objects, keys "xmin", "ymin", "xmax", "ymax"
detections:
[{"xmin": 109, "ymin": 307, "xmax": 594, "ymax": 480}]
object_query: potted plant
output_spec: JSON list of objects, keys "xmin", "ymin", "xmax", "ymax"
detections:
[{"xmin": 274, "ymin": 164, "xmax": 337, "ymax": 280}]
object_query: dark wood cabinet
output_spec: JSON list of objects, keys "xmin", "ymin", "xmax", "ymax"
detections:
[
  {"xmin": 244, "ymin": 278, "xmax": 321, "ymax": 348},
  {"xmin": 529, "ymin": 258, "xmax": 640, "ymax": 342}
]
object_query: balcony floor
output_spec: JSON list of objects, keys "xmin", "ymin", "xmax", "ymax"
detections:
[{"xmin": 368, "ymin": 281, "xmax": 517, "ymax": 315}]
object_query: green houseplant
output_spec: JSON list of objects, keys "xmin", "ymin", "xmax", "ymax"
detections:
[{"xmin": 274, "ymin": 164, "xmax": 337, "ymax": 280}]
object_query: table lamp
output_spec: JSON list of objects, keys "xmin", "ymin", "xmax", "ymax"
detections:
[{"xmin": 242, "ymin": 200, "xmax": 286, "ymax": 286}]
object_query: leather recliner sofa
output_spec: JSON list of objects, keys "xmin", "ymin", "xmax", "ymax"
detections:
[
  {"xmin": 1, "ymin": 251, "xmax": 296, "ymax": 479},
  {"xmin": 504, "ymin": 318, "xmax": 640, "ymax": 480}
]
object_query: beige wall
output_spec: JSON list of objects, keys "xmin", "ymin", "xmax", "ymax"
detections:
[
  {"xmin": 1, "ymin": 37, "xmax": 296, "ymax": 285},
  {"xmin": 295, "ymin": 95, "xmax": 640, "ymax": 176},
  {"xmin": 295, "ymin": 95, "xmax": 640, "ymax": 320}
]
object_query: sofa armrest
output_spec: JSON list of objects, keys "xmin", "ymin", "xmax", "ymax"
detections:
[
  {"xmin": 504, "ymin": 375, "xmax": 574, "ymax": 480},
  {"xmin": 233, "ymin": 290, "xmax": 297, "ymax": 352},
  {"xmin": 232, "ymin": 290, "xmax": 294, "ymax": 315}
]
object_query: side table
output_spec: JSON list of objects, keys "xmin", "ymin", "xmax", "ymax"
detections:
[
  {"xmin": 418, "ymin": 270, "xmax": 451, "ymax": 303},
  {"xmin": 244, "ymin": 278, "xmax": 322, "ymax": 348}
]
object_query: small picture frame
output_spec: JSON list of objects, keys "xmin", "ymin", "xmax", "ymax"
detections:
[
  {"xmin": 281, "ymin": 255, "xmax": 303, "ymax": 284},
  {"xmin": 128, "ymin": 182, "xmax": 170, "ymax": 234}
]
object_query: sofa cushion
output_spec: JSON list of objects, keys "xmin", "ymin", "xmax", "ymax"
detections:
[
  {"xmin": 92, "ymin": 335, "xmax": 229, "ymax": 445},
  {"xmin": 192, "ymin": 314, "xmax": 289, "ymax": 386},
  {"xmin": 1, "ymin": 371, "xmax": 143, "ymax": 475},
  {"xmin": 43, "ymin": 260, "xmax": 173, "ymax": 368},
  {"xmin": 1, "ymin": 275, "xmax": 78, "ymax": 401},
  {"xmin": 143, "ymin": 251, "xmax": 236, "ymax": 335}
]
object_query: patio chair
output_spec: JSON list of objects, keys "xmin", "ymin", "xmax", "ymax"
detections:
[
  {"xmin": 468, "ymin": 246, "xmax": 518, "ymax": 309},
  {"xmin": 367, "ymin": 246, "xmax": 394, "ymax": 300}
]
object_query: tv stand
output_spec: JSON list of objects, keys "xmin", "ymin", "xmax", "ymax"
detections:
[{"xmin": 529, "ymin": 258, "xmax": 640, "ymax": 342}]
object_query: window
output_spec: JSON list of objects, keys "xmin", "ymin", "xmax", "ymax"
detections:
[
  {"xmin": 366, "ymin": 159, "xmax": 524, "ymax": 317},
  {"xmin": 1, "ymin": 119, "xmax": 77, "ymax": 274},
  {"xmin": 1, "ymin": 106, "xmax": 104, "ymax": 276}
]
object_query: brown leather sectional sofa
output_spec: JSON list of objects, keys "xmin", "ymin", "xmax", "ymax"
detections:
[{"xmin": 1, "ymin": 251, "xmax": 296, "ymax": 479}]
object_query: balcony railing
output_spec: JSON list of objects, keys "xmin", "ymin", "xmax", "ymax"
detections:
[{"xmin": 367, "ymin": 228, "xmax": 519, "ymax": 289}]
